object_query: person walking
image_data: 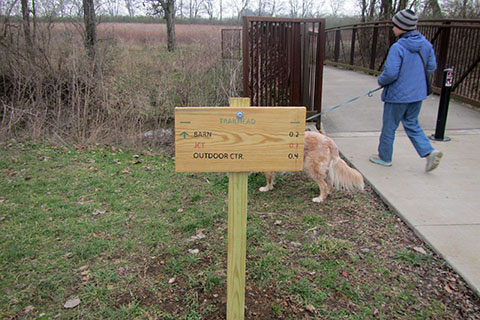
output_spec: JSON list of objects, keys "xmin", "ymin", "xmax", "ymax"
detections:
[{"xmin": 369, "ymin": 9, "xmax": 443, "ymax": 172}]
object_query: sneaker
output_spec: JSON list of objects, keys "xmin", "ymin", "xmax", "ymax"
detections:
[
  {"xmin": 426, "ymin": 150, "xmax": 443, "ymax": 172},
  {"xmin": 369, "ymin": 154, "xmax": 392, "ymax": 167}
]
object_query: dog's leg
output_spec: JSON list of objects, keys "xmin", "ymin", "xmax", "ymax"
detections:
[
  {"xmin": 305, "ymin": 167, "xmax": 329, "ymax": 202},
  {"xmin": 304, "ymin": 154, "xmax": 330, "ymax": 202},
  {"xmin": 325, "ymin": 172, "xmax": 333, "ymax": 195},
  {"xmin": 259, "ymin": 172, "xmax": 275, "ymax": 192},
  {"xmin": 311, "ymin": 175, "xmax": 329, "ymax": 202}
]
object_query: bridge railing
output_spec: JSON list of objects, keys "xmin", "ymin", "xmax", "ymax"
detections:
[{"xmin": 325, "ymin": 19, "xmax": 480, "ymax": 106}]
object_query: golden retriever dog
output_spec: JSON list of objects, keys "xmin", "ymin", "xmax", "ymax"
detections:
[{"xmin": 259, "ymin": 131, "xmax": 364, "ymax": 202}]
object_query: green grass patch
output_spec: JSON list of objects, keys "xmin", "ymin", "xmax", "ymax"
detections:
[{"xmin": 1, "ymin": 142, "xmax": 478, "ymax": 319}]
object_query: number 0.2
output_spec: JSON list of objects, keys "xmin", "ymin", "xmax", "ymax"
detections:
[{"xmin": 289, "ymin": 131, "xmax": 299, "ymax": 138}]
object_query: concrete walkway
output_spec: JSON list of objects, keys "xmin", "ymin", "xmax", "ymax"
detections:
[{"xmin": 320, "ymin": 65, "xmax": 480, "ymax": 296}]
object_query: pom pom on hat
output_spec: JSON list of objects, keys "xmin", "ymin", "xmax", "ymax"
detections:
[{"xmin": 392, "ymin": 9, "xmax": 418, "ymax": 31}]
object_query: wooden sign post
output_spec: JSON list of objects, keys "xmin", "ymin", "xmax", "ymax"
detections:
[{"xmin": 175, "ymin": 99, "xmax": 305, "ymax": 319}]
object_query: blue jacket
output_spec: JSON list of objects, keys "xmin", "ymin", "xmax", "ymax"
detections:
[{"xmin": 378, "ymin": 30, "xmax": 436, "ymax": 103}]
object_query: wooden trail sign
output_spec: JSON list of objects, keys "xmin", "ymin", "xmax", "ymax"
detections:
[
  {"xmin": 175, "ymin": 106, "xmax": 306, "ymax": 173},
  {"xmin": 175, "ymin": 99, "xmax": 306, "ymax": 320}
]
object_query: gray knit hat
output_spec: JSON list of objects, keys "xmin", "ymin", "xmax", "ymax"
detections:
[{"xmin": 392, "ymin": 9, "xmax": 418, "ymax": 31}]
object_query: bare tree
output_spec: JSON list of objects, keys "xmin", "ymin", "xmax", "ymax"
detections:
[
  {"xmin": 312, "ymin": 0, "xmax": 326, "ymax": 16},
  {"xmin": 55, "ymin": 0, "xmax": 70, "ymax": 17},
  {"xmin": 423, "ymin": 0, "xmax": 443, "ymax": 17},
  {"xmin": 203, "ymin": 0, "xmax": 214, "ymax": 19},
  {"xmin": 21, "ymin": 0, "xmax": 33, "ymax": 48},
  {"xmin": 288, "ymin": 0, "xmax": 300, "ymax": 17},
  {"xmin": 147, "ymin": 0, "xmax": 176, "ymax": 52},
  {"xmin": 1, "ymin": 0, "xmax": 21, "ymax": 19},
  {"xmin": 380, "ymin": 0, "xmax": 392, "ymax": 19},
  {"xmin": 252, "ymin": 0, "xmax": 285, "ymax": 16},
  {"xmin": 124, "ymin": 0, "xmax": 142, "ymax": 16},
  {"xmin": 396, "ymin": 0, "xmax": 408, "ymax": 11},
  {"xmin": 219, "ymin": 0, "xmax": 223, "ymax": 20},
  {"xmin": 102, "ymin": 0, "xmax": 121, "ymax": 15},
  {"xmin": 83, "ymin": 0, "xmax": 97, "ymax": 60},
  {"xmin": 256, "ymin": 0, "xmax": 267, "ymax": 15},
  {"xmin": 287, "ymin": 0, "xmax": 315, "ymax": 17},
  {"xmin": 187, "ymin": 0, "xmax": 204, "ymax": 18},
  {"xmin": 465, "ymin": 0, "xmax": 480, "ymax": 17},
  {"xmin": 329, "ymin": 0, "xmax": 345, "ymax": 16},
  {"xmin": 369, "ymin": 0, "xmax": 377, "ymax": 17},
  {"xmin": 359, "ymin": 0, "xmax": 368, "ymax": 21},
  {"xmin": 301, "ymin": 0, "xmax": 314, "ymax": 17},
  {"xmin": 231, "ymin": 0, "xmax": 251, "ymax": 19},
  {"xmin": 268, "ymin": 0, "xmax": 284, "ymax": 16},
  {"xmin": 443, "ymin": 0, "xmax": 480, "ymax": 17},
  {"xmin": 177, "ymin": 0, "xmax": 184, "ymax": 18},
  {"xmin": 68, "ymin": 0, "xmax": 85, "ymax": 16}
]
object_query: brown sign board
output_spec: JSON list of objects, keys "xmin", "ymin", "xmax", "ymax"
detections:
[{"xmin": 175, "ymin": 107, "xmax": 306, "ymax": 173}]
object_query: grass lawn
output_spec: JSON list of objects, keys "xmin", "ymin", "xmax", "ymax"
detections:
[{"xmin": 1, "ymin": 141, "xmax": 479, "ymax": 319}]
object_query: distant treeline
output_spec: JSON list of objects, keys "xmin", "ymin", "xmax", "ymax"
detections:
[{"xmin": 1, "ymin": 14, "xmax": 362, "ymax": 29}]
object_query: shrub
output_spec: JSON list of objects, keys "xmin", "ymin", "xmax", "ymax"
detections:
[{"xmin": 0, "ymin": 23, "xmax": 241, "ymax": 145}]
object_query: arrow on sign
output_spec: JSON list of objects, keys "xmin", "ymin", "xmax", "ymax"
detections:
[{"xmin": 179, "ymin": 132, "xmax": 189, "ymax": 139}]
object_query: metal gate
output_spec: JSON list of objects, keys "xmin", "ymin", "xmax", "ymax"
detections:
[{"xmin": 242, "ymin": 17, "xmax": 326, "ymax": 124}]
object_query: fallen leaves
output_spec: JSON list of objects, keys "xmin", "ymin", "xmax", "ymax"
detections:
[
  {"xmin": 188, "ymin": 230, "xmax": 205, "ymax": 255},
  {"xmin": 63, "ymin": 297, "xmax": 80, "ymax": 309},
  {"xmin": 189, "ymin": 230, "xmax": 206, "ymax": 241},
  {"xmin": 188, "ymin": 248, "xmax": 200, "ymax": 255},
  {"xmin": 23, "ymin": 306, "xmax": 34, "ymax": 314},
  {"xmin": 445, "ymin": 283, "xmax": 455, "ymax": 294},
  {"xmin": 76, "ymin": 265, "xmax": 93, "ymax": 282},
  {"xmin": 413, "ymin": 246, "xmax": 427, "ymax": 255},
  {"xmin": 80, "ymin": 271, "xmax": 91, "ymax": 282},
  {"xmin": 306, "ymin": 304, "xmax": 316, "ymax": 313},
  {"xmin": 92, "ymin": 209, "xmax": 105, "ymax": 216}
]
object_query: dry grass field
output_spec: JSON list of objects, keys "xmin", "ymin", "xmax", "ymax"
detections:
[
  {"xmin": 0, "ymin": 22, "xmax": 242, "ymax": 144},
  {"xmin": 98, "ymin": 23, "xmax": 235, "ymax": 45}
]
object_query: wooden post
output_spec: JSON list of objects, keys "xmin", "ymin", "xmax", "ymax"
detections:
[
  {"xmin": 174, "ymin": 99, "xmax": 305, "ymax": 319},
  {"xmin": 227, "ymin": 97, "xmax": 250, "ymax": 320}
]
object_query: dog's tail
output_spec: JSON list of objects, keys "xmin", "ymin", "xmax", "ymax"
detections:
[{"xmin": 328, "ymin": 157, "xmax": 364, "ymax": 192}]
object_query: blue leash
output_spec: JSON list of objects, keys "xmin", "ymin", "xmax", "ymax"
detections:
[{"xmin": 306, "ymin": 87, "xmax": 382, "ymax": 121}]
